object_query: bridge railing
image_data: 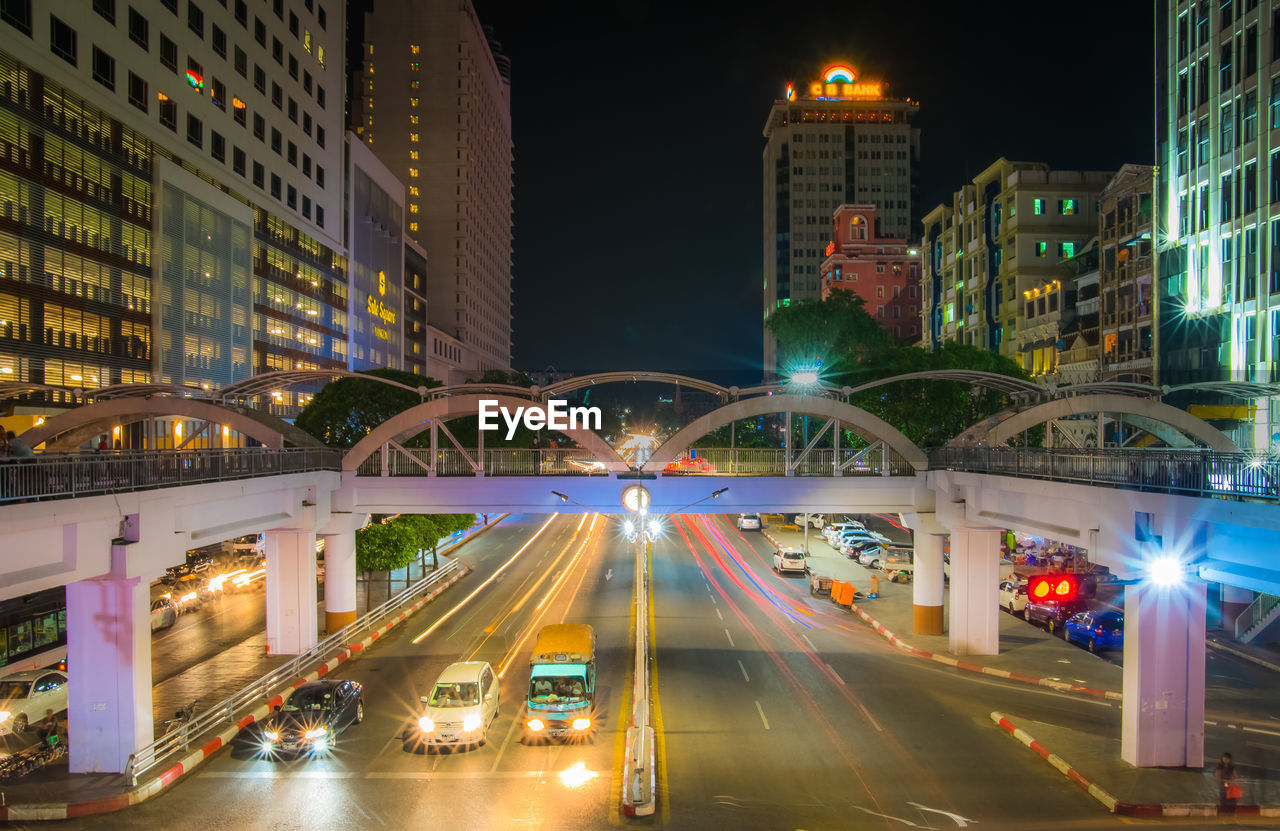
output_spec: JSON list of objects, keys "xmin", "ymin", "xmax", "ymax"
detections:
[
  {"xmin": 0, "ymin": 447, "xmax": 342, "ymax": 504},
  {"xmin": 354, "ymin": 446, "xmax": 918, "ymax": 477},
  {"xmin": 928, "ymin": 446, "xmax": 1280, "ymax": 503}
]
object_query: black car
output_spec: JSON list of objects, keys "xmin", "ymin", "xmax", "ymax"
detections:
[
  {"xmin": 1024, "ymin": 598, "xmax": 1089, "ymax": 633},
  {"xmin": 258, "ymin": 680, "xmax": 364, "ymax": 756}
]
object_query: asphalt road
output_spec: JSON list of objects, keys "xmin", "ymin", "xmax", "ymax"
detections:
[
  {"xmin": 23, "ymin": 512, "xmax": 1280, "ymax": 830},
  {"xmin": 46, "ymin": 512, "xmax": 633, "ymax": 831},
  {"xmin": 150, "ymin": 583, "xmax": 268, "ymax": 687}
]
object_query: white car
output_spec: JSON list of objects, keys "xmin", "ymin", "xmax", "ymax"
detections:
[
  {"xmin": 0, "ymin": 669, "xmax": 68, "ymax": 736},
  {"xmin": 772, "ymin": 547, "xmax": 808, "ymax": 574},
  {"xmin": 856, "ymin": 547, "xmax": 885, "ymax": 568},
  {"xmin": 736, "ymin": 513, "xmax": 762, "ymax": 531},
  {"xmin": 150, "ymin": 597, "xmax": 177, "ymax": 631},
  {"xmin": 825, "ymin": 521, "xmax": 868, "ymax": 542},
  {"xmin": 408, "ymin": 661, "xmax": 500, "ymax": 749},
  {"xmin": 999, "ymin": 579, "xmax": 1028, "ymax": 615}
]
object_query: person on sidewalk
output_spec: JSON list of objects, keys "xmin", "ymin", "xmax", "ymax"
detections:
[{"xmin": 1215, "ymin": 752, "xmax": 1239, "ymax": 813}]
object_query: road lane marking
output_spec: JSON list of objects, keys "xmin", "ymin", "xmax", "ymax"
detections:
[
  {"xmin": 724, "ymin": 628, "xmax": 735, "ymax": 648},
  {"xmin": 1205, "ymin": 720, "xmax": 1218, "ymax": 726},
  {"xmin": 801, "ymin": 633, "xmax": 816, "ymax": 650},
  {"xmin": 737, "ymin": 659, "xmax": 750, "ymax": 683},
  {"xmin": 825, "ymin": 663, "xmax": 846, "ymax": 686},
  {"xmin": 1243, "ymin": 725, "xmax": 1280, "ymax": 737},
  {"xmin": 715, "ymin": 607, "xmax": 723, "ymax": 621},
  {"xmin": 754, "ymin": 700, "xmax": 770, "ymax": 730},
  {"xmin": 908, "ymin": 802, "xmax": 976, "ymax": 827},
  {"xmin": 489, "ymin": 704, "xmax": 526, "ymax": 773}
]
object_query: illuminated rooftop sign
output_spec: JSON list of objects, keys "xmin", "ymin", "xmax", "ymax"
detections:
[{"xmin": 787, "ymin": 64, "xmax": 885, "ymax": 101}]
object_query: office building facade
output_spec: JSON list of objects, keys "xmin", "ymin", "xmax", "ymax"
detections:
[
  {"xmin": 818, "ymin": 204, "xmax": 921, "ymax": 342},
  {"xmin": 920, "ymin": 158, "xmax": 1110, "ymax": 375},
  {"xmin": 762, "ymin": 63, "xmax": 920, "ymax": 373},
  {"xmin": 0, "ymin": 0, "xmax": 350, "ymax": 426},
  {"xmin": 1157, "ymin": 0, "xmax": 1280, "ymax": 449},
  {"xmin": 353, "ymin": 0, "xmax": 512, "ymax": 373}
]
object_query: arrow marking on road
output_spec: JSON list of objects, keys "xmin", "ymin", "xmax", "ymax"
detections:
[
  {"xmin": 604, "ymin": 568, "xmax": 612, "ymax": 581},
  {"xmin": 908, "ymin": 802, "xmax": 976, "ymax": 827},
  {"xmin": 851, "ymin": 806, "xmax": 926, "ymax": 827}
]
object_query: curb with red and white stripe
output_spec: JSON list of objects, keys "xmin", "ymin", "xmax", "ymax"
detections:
[
  {"xmin": 990, "ymin": 711, "xmax": 1280, "ymax": 818},
  {"xmin": 849, "ymin": 605, "xmax": 1124, "ymax": 701},
  {"xmin": 0, "ymin": 515, "xmax": 508, "ymax": 823}
]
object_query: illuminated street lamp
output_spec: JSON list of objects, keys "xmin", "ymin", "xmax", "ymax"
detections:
[{"xmin": 1147, "ymin": 556, "xmax": 1185, "ymax": 587}]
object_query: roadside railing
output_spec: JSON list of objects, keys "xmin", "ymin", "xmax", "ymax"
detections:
[
  {"xmin": 0, "ymin": 447, "xmax": 342, "ymax": 504},
  {"xmin": 928, "ymin": 446, "xmax": 1280, "ymax": 504},
  {"xmin": 125, "ymin": 558, "xmax": 463, "ymax": 785}
]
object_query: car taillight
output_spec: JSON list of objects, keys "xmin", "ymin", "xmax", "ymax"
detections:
[{"xmin": 1095, "ymin": 627, "xmax": 1105, "ymax": 635}]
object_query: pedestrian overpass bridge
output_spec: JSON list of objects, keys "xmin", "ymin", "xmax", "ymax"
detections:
[{"xmin": 2, "ymin": 370, "xmax": 1279, "ymax": 774}]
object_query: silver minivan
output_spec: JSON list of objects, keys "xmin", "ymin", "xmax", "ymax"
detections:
[{"xmin": 407, "ymin": 661, "xmax": 500, "ymax": 750}]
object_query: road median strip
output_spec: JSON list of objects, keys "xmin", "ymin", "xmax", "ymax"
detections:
[
  {"xmin": 0, "ymin": 514, "xmax": 512, "ymax": 823},
  {"xmin": 989, "ymin": 711, "xmax": 1280, "ymax": 818}
]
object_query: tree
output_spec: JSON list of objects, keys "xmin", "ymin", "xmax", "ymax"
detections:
[
  {"xmin": 399, "ymin": 513, "xmax": 474, "ymax": 569},
  {"xmin": 295, "ymin": 368, "xmax": 443, "ymax": 448},
  {"xmin": 766, "ymin": 291, "xmax": 1034, "ymax": 447},
  {"xmin": 355, "ymin": 516, "xmax": 418, "ymax": 573}
]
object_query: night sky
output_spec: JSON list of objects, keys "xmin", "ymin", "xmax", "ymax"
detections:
[{"xmin": 473, "ymin": 0, "xmax": 1154, "ymax": 381}]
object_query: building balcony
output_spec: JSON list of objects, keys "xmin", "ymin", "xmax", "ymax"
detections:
[{"xmin": 1075, "ymin": 296, "xmax": 1100, "ymax": 316}]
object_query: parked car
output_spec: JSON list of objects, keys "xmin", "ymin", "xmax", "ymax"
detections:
[
  {"xmin": 808, "ymin": 514, "xmax": 827, "ymax": 529},
  {"xmin": 259, "ymin": 679, "xmax": 364, "ymax": 756},
  {"xmin": 0, "ymin": 669, "xmax": 68, "ymax": 736},
  {"xmin": 736, "ymin": 513, "xmax": 762, "ymax": 531},
  {"xmin": 663, "ymin": 456, "xmax": 715, "ymax": 475},
  {"xmin": 856, "ymin": 547, "xmax": 885, "ymax": 569},
  {"xmin": 1024, "ymin": 597, "xmax": 1089, "ymax": 633},
  {"xmin": 1063, "ymin": 610, "xmax": 1124, "ymax": 653},
  {"xmin": 150, "ymin": 597, "xmax": 178, "ymax": 632},
  {"xmin": 998, "ymin": 579, "xmax": 1028, "ymax": 616},
  {"xmin": 823, "ymin": 521, "xmax": 866, "ymax": 541},
  {"xmin": 772, "ymin": 546, "xmax": 808, "ymax": 575},
  {"xmin": 406, "ymin": 661, "xmax": 500, "ymax": 750},
  {"xmin": 843, "ymin": 539, "xmax": 882, "ymax": 560}
]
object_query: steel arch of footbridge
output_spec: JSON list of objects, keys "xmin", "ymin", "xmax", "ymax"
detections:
[
  {"xmin": 341, "ymin": 393, "xmax": 629, "ymax": 473},
  {"xmin": 975, "ymin": 394, "xmax": 1241, "ymax": 452},
  {"xmin": 641, "ymin": 394, "xmax": 929, "ymax": 472},
  {"xmin": 18, "ymin": 397, "xmax": 321, "ymax": 451}
]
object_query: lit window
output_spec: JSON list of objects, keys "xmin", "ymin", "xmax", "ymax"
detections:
[
  {"xmin": 317, "ymin": 45, "xmax": 325, "ymax": 67},
  {"xmin": 409, "ymin": 150, "xmax": 419, "ymax": 159},
  {"xmin": 410, "ymin": 62, "xmax": 419, "ymax": 71},
  {"xmin": 410, "ymin": 115, "xmax": 419, "ymax": 124},
  {"xmin": 409, "ymin": 132, "xmax": 419, "ymax": 142},
  {"xmin": 409, "ymin": 221, "xmax": 418, "ymax": 232},
  {"xmin": 1059, "ymin": 198, "xmax": 1077, "ymax": 216},
  {"xmin": 410, "ymin": 79, "xmax": 420, "ymax": 89},
  {"xmin": 410, "ymin": 97, "xmax": 419, "ymax": 107},
  {"xmin": 303, "ymin": 29, "xmax": 312, "ymax": 54},
  {"xmin": 186, "ymin": 58, "xmax": 204, "ymax": 90},
  {"xmin": 410, "ymin": 44, "xmax": 420, "ymax": 55},
  {"xmin": 1033, "ymin": 198, "xmax": 1044, "ymax": 215},
  {"xmin": 409, "ymin": 168, "xmax": 418, "ymax": 178},
  {"xmin": 1060, "ymin": 241, "xmax": 1076, "ymax": 258},
  {"xmin": 1035, "ymin": 241, "xmax": 1048, "ymax": 257},
  {"xmin": 409, "ymin": 204, "xmax": 419, "ymax": 214},
  {"xmin": 408, "ymin": 186, "xmax": 419, "ymax": 196}
]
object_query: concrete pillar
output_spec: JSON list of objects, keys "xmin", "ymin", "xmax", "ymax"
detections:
[
  {"xmin": 66, "ymin": 551, "xmax": 153, "ymax": 774},
  {"xmin": 1220, "ymin": 584, "xmax": 1254, "ymax": 629},
  {"xmin": 948, "ymin": 527, "xmax": 1001, "ymax": 656},
  {"xmin": 1121, "ymin": 580, "xmax": 1207, "ymax": 768},
  {"xmin": 265, "ymin": 529, "xmax": 318, "ymax": 655},
  {"xmin": 322, "ymin": 531, "xmax": 357, "ymax": 633},
  {"xmin": 912, "ymin": 533, "xmax": 946, "ymax": 635}
]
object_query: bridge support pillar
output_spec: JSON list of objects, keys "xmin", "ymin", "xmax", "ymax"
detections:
[
  {"xmin": 911, "ymin": 533, "xmax": 946, "ymax": 635},
  {"xmin": 1121, "ymin": 580, "xmax": 1206, "ymax": 768},
  {"xmin": 66, "ymin": 550, "xmax": 153, "ymax": 774},
  {"xmin": 265, "ymin": 529, "xmax": 319, "ymax": 655},
  {"xmin": 322, "ymin": 531, "xmax": 358, "ymax": 633},
  {"xmin": 947, "ymin": 527, "xmax": 1000, "ymax": 656}
]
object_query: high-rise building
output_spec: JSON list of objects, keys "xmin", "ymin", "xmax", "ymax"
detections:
[
  {"xmin": 1098, "ymin": 164, "xmax": 1156, "ymax": 383},
  {"xmin": 920, "ymin": 158, "xmax": 1111, "ymax": 375},
  {"xmin": 818, "ymin": 204, "xmax": 922, "ymax": 343},
  {"xmin": 353, "ymin": 0, "xmax": 513, "ymax": 373},
  {"xmin": 761, "ymin": 63, "xmax": 920, "ymax": 373},
  {"xmin": 1156, "ymin": 0, "xmax": 1280, "ymax": 449},
  {"xmin": 0, "ymin": 0, "xmax": 351, "ymax": 425}
]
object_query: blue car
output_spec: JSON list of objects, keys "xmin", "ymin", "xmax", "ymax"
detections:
[{"xmin": 1063, "ymin": 611, "xmax": 1123, "ymax": 653}]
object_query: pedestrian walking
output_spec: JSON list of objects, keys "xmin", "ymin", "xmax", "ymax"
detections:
[{"xmin": 1215, "ymin": 752, "xmax": 1240, "ymax": 813}]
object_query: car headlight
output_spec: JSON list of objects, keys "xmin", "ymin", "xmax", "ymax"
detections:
[
  {"xmin": 304, "ymin": 727, "xmax": 327, "ymax": 739},
  {"xmin": 462, "ymin": 714, "xmax": 482, "ymax": 732},
  {"xmin": 264, "ymin": 730, "xmax": 279, "ymax": 741},
  {"xmin": 572, "ymin": 717, "xmax": 591, "ymax": 731},
  {"xmin": 417, "ymin": 716, "xmax": 434, "ymax": 732},
  {"xmin": 527, "ymin": 718, "xmax": 544, "ymax": 732}
]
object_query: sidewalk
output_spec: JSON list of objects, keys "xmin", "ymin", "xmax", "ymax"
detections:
[
  {"xmin": 763, "ymin": 522, "xmax": 1280, "ymax": 816},
  {"xmin": 0, "ymin": 516, "xmax": 505, "ymax": 821}
]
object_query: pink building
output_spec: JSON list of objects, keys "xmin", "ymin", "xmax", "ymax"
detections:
[{"xmin": 820, "ymin": 204, "xmax": 922, "ymax": 342}]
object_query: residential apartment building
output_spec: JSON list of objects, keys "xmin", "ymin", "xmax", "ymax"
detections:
[
  {"xmin": 1157, "ymin": 0, "xmax": 1280, "ymax": 449},
  {"xmin": 1098, "ymin": 164, "xmax": 1156, "ymax": 382},
  {"xmin": 818, "ymin": 204, "xmax": 921, "ymax": 342},
  {"xmin": 920, "ymin": 158, "xmax": 1111, "ymax": 375},
  {"xmin": 0, "ymin": 0, "xmax": 350, "ymax": 428},
  {"xmin": 762, "ymin": 63, "xmax": 920, "ymax": 373},
  {"xmin": 353, "ymin": 0, "xmax": 513, "ymax": 373}
]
